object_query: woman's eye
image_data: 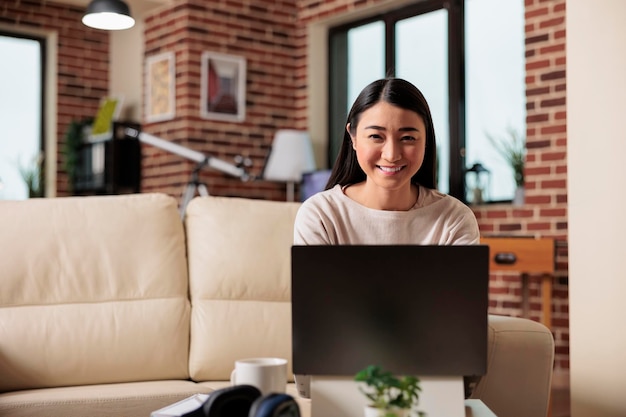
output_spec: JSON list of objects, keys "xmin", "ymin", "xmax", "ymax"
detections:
[
  {"xmin": 401, "ymin": 136, "xmax": 416, "ymax": 142},
  {"xmin": 368, "ymin": 134, "xmax": 383, "ymax": 140}
]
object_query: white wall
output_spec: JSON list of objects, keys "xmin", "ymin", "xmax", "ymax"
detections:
[
  {"xmin": 110, "ymin": 19, "xmax": 145, "ymax": 122},
  {"xmin": 109, "ymin": 0, "xmax": 168, "ymax": 122},
  {"xmin": 567, "ymin": 1, "xmax": 626, "ymax": 416}
]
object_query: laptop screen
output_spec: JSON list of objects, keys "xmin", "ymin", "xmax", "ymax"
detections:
[{"xmin": 291, "ymin": 245, "xmax": 489, "ymax": 377}]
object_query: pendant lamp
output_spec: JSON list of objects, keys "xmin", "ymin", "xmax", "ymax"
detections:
[{"xmin": 82, "ymin": 0, "xmax": 135, "ymax": 31}]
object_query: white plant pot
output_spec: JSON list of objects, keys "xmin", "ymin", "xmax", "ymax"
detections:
[
  {"xmin": 364, "ymin": 406, "xmax": 410, "ymax": 417},
  {"xmin": 513, "ymin": 185, "xmax": 525, "ymax": 206}
]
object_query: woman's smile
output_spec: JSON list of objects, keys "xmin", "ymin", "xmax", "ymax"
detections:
[{"xmin": 378, "ymin": 165, "xmax": 406, "ymax": 174}]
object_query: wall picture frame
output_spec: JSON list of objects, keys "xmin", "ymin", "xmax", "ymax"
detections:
[
  {"xmin": 146, "ymin": 51, "xmax": 175, "ymax": 123},
  {"xmin": 200, "ymin": 52, "xmax": 246, "ymax": 122}
]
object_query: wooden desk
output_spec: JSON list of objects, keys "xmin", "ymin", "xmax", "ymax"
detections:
[{"xmin": 480, "ymin": 237, "xmax": 556, "ymax": 328}]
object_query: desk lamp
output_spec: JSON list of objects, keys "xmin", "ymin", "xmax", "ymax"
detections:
[{"xmin": 263, "ymin": 130, "xmax": 316, "ymax": 201}]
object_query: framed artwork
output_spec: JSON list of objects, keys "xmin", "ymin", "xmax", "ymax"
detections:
[
  {"xmin": 146, "ymin": 52, "xmax": 175, "ymax": 123},
  {"xmin": 200, "ymin": 52, "xmax": 246, "ymax": 122}
]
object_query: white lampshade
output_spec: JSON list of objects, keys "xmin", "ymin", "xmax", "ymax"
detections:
[
  {"xmin": 264, "ymin": 130, "xmax": 316, "ymax": 182},
  {"xmin": 264, "ymin": 130, "xmax": 316, "ymax": 201},
  {"xmin": 82, "ymin": 0, "xmax": 135, "ymax": 31}
]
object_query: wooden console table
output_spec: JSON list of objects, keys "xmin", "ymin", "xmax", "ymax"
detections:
[{"xmin": 480, "ymin": 236, "xmax": 556, "ymax": 328}]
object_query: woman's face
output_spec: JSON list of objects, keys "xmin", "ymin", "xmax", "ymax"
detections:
[{"xmin": 347, "ymin": 101, "xmax": 426, "ymax": 193}]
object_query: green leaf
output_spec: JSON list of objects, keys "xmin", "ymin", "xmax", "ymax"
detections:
[{"xmin": 486, "ymin": 127, "xmax": 526, "ymax": 187}]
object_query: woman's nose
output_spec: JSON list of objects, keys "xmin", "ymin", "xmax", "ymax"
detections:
[{"xmin": 382, "ymin": 140, "xmax": 401, "ymax": 162}]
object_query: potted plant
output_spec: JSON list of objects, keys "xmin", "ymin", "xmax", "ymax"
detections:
[
  {"xmin": 354, "ymin": 365, "xmax": 424, "ymax": 417},
  {"xmin": 487, "ymin": 127, "xmax": 526, "ymax": 205},
  {"xmin": 18, "ymin": 153, "xmax": 44, "ymax": 198},
  {"xmin": 62, "ymin": 118, "xmax": 92, "ymax": 193}
]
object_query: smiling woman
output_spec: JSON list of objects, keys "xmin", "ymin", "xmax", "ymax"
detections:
[
  {"xmin": 0, "ymin": 33, "xmax": 43, "ymax": 200},
  {"xmin": 293, "ymin": 78, "xmax": 479, "ymax": 246}
]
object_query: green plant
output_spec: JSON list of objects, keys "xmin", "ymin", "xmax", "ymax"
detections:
[
  {"xmin": 354, "ymin": 365, "xmax": 424, "ymax": 417},
  {"xmin": 487, "ymin": 127, "xmax": 525, "ymax": 187},
  {"xmin": 18, "ymin": 153, "xmax": 44, "ymax": 198},
  {"xmin": 63, "ymin": 118, "xmax": 92, "ymax": 192}
]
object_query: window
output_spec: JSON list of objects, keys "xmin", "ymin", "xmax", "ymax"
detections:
[
  {"xmin": 328, "ymin": 0, "xmax": 525, "ymax": 203},
  {"xmin": 0, "ymin": 32, "xmax": 45, "ymax": 199},
  {"xmin": 465, "ymin": 0, "xmax": 525, "ymax": 202},
  {"xmin": 395, "ymin": 9, "xmax": 450, "ymax": 193}
]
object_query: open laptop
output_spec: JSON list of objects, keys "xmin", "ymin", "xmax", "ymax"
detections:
[{"xmin": 291, "ymin": 245, "xmax": 489, "ymax": 417}]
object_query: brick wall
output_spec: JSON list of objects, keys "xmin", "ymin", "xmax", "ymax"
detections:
[{"xmin": 141, "ymin": 0, "xmax": 301, "ymax": 201}]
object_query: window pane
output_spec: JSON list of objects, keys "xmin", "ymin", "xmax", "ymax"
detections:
[
  {"xmin": 0, "ymin": 35, "xmax": 42, "ymax": 200},
  {"xmin": 395, "ymin": 10, "xmax": 449, "ymax": 193},
  {"xmin": 347, "ymin": 21, "xmax": 385, "ymax": 111},
  {"xmin": 465, "ymin": 0, "xmax": 525, "ymax": 202}
]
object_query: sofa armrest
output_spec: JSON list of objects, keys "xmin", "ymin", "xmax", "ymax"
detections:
[{"xmin": 470, "ymin": 315, "xmax": 555, "ymax": 417}]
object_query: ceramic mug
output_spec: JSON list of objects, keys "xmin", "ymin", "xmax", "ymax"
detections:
[{"xmin": 230, "ymin": 357, "xmax": 288, "ymax": 395}]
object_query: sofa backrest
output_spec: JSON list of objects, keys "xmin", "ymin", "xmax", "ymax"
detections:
[
  {"xmin": 185, "ymin": 196, "xmax": 301, "ymax": 381},
  {"xmin": 0, "ymin": 193, "xmax": 191, "ymax": 392}
]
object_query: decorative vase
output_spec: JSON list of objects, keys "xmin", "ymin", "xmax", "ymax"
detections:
[
  {"xmin": 364, "ymin": 406, "xmax": 410, "ymax": 417},
  {"xmin": 513, "ymin": 185, "xmax": 525, "ymax": 206}
]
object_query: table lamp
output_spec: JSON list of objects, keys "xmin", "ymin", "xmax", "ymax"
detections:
[{"xmin": 263, "ymin": 130, "xmax": 316, "ymax": 201}]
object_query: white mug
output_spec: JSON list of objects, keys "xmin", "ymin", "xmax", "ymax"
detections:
[{"xmin": 230, "ymin": 357, "xmax": 288, "ymax": 395}]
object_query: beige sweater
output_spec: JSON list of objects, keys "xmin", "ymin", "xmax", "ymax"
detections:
[{"xmin": 294, "ymin": 184, "xmax": 480, "ymax": 245}]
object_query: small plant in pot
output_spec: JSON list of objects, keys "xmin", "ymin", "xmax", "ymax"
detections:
[
  {"xmin": 354, "ymin": 365, "xmax": 425, "ymax": 417},
  {"xmin": 487, "ymin": 127, "xmax": 526, "ymax": 205}
]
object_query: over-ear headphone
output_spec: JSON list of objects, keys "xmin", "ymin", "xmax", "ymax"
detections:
[
  {"xmin": 201, "ymin": 385, "xmax": 301, "ymax": 417},
  {"xmin": 248, "ymin": 393, "xmax": 301, "ymax": 417},
  {"xmin": 202, "ymin": 385, "xmax": 261, "ymax": 417}
]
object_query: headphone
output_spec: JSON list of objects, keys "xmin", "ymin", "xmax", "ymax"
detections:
[{"xmin": 201, "ymin": 385, "xmax": 301, "ymax": 417}]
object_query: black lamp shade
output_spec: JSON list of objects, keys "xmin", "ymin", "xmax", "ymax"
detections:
[{"xmin": 82, "ymin": 0, "xmax": 135, "ymax": 30}]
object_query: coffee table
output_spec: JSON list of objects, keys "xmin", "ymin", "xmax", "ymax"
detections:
[
  {"xmin": 290, "ymin": 381, "xmax": 498, "ymax": 417},
  {"xmin": 465, "ymin": 399, "xmax": 497, "ymax": 416}
]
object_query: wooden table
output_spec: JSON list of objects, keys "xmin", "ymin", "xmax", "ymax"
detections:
[{"xmin": 480, "ymin": 236, "xmax": 556, "ymax": 328}]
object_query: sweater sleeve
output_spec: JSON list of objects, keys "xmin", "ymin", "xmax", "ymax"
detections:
[
  {"xmin": 446, "ymin": 203, "xmax": 481, "ymax": 245},
  {"xmin": 293, "ymin": 198, "xmax": 333, "ymax": 245}
]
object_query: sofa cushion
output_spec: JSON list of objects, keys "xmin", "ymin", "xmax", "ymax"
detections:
[
  {"xmin": 0, "ymin": 193, "xmax": 190, "ymax": 392},
  {"xmin": 185, "ymin": 196, "xmax": 301, "ymax": 381},
  {"xmin": 0, "ymin": 380, "xmax": 210, "ymax": 417}
]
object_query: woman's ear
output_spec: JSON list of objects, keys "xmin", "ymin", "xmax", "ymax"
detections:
[{"xmin": 346, "ymin": 123, "xmax": 356, "ymax": 149}]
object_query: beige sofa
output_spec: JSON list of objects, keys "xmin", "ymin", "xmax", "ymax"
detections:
[{"xmin": 0, "ymin": 193, "xmax": 554, "ymax": 417}]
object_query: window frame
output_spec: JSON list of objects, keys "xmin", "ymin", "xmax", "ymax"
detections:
[{"xmin": 327, "ymin": 0, "xmax": 467, "ymax": 200}]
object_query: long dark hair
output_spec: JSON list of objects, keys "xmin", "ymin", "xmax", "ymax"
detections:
[{"xmin": 325, "ymin": 78, "xmax": 437, "ymax": 190}]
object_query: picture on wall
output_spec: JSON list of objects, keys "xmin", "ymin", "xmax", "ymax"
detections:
[
  {"xmin": 200, "ymin": 52, "xmax": 246, "ymax": 122},
  {"xmin": 146, "ymin": 51, "xmax": 175, "ymax": 123}
]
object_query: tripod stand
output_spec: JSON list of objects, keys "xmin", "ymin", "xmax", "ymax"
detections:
[
  {"xmin": 123, "ymin": 128, "xmax": 252, "ymax": 219},
  {"xmin": 179, "ymin": 164, "xmax": 209, "ymax": 219}
]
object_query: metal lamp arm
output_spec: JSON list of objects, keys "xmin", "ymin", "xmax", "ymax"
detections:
[{"xmin": 124, "ymin": 127, "xmax": 250, "ymax": 180}]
